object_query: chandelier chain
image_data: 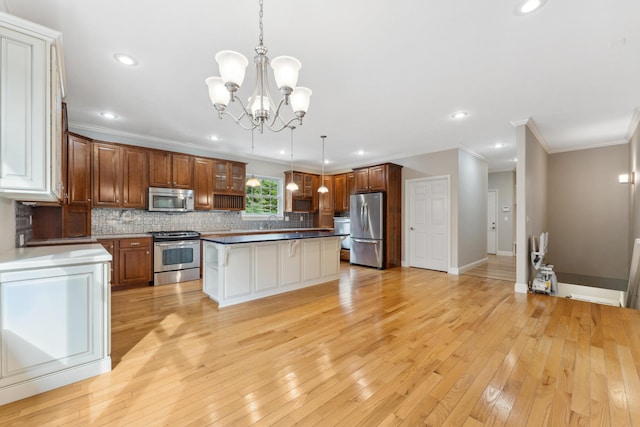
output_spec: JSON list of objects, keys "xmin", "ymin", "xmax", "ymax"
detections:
[{"xmin": 258, "ymin": 0, "xmax": 264, "ymax": 46}]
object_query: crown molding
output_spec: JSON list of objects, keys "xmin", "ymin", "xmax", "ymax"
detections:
[
  {"xmin": 547, "ymin": 139, "xmax": 628, "ymax": 154},
  {"xmin": 457, "ymin": 145, "xmax": 488, "ymax": 162},
  {"xmin": 626, "ymin": 108, "xmax": 640, "ymax": 141}
]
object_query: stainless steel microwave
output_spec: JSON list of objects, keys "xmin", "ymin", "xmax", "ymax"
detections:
[{"xmin": 148, "ymin": 187, "xmax": 194, "ymax": 212}]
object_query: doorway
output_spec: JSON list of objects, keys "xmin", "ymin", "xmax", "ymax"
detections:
[
  {"xmin": 407, "ymin": 176, "xmax": 450, "ymax": 272},
  {"xmin": 487, "ymin": 189, "xmax": 497, "ymax": 254}
]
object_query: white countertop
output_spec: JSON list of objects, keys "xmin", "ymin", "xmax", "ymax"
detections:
[{"xmin": 0, "ymin": 244, "xmax": 112, "ymax": 273}]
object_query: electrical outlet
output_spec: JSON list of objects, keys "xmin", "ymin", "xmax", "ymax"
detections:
[
  {"xmin": 300, "ymin": 216, "xmax": 304, "ymax": 222},
  {"xmin": 29, "ymin": 215, "xmax": 32, "ymax": 225},
  {"xmin": 19, "ymin": 234, "xmax": 24, "ymax": 246},
  {"xmin": 285, "ymin": 216, "xmax": 289, "ymax": 221}
]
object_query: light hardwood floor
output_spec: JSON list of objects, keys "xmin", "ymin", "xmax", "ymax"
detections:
[
  {"xmin": 463, "ymin": 254, "xmax": 516, "ymax": 282},
  {"xmin": 1, "ymin": 263, "xmax": 640, "ymax": 425}
]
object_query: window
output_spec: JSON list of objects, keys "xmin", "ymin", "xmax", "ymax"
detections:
[{"xmin": 244, "ymin": 176, "xmax": 283, "ymax": 217}]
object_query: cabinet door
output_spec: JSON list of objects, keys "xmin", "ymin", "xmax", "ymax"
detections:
[
  {"xmin": 148, "ymin": 151, "xmax": 171, "ymax": 188},
  {"xmin": 172, "ymin": 154, "xmax": 193, "ymax": 189},
  {"xmin": 62, "ymin": 204, "xmax": 91, "ymax": 238},
  {"xmin": 0, "ymin": 27, "xmax": 48, "ymax": 194},
  {"xmin": 122, "ymin": 147, "xmax": 148, "ymax": 209},
  {"xmin": 213, "ymin": 161, "xmax": 229, "ymax": 192},
  {"xmin": 292, "ymin": 172, "xmax": 304, "ymax": 197},
  {"xmin": 92, "ymin": 143, "xmax": 120, "ymax": 207},
  {"xmin": 319, "ymin": 176, "xmax": 334, "ymax": 214},
  {"xmin": 303, "ymin": 174, "xmax": 314, "ymax": 198},
  {"xmin": 368, "ymin": 165, "xmax": 387, "ymax": 192},
  {"xmin": 346, "ymin": 173, "xmax": 355, "ymax": 204},
  {"xmin": 97, "ymin": 239, "xmax": 117, "ymax": 287},
  {"xmin": 194, "ymin": 157, "xmax": 213, "ymax": 210},
  {"xmin": 66, "ymin": 134, "xmax": 91, "ymax": 205},
  {"xmin": 118, "ymin": 238, "xmax": 151, "ymax": 285},
  {"xmin": 229, "ymin": 162, "xmax": 246, "ymax": 194},
  {"xmin": 333, "ymin": 174, "xmax": 346, "ymax": 212},
  {"xmin": 353, "ymin": 168, "xmax": 369, "ymax": 192}
]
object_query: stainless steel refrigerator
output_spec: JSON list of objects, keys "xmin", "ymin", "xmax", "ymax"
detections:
[{"xmin": 350, "ymin": 192, "xmax": 385, "ymax": 269}]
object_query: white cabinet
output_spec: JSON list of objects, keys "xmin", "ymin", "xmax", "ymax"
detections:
[
  {"xmin": 203, "ymin": 237, "xmax": 341, "ymax": 308},
  {"xmin": 0, "ymin": 12, "xmax": 65, "ymax": 201},
  {"xmin": 0, "ymin": 244, "xmax": 111, "ymax": 405}
]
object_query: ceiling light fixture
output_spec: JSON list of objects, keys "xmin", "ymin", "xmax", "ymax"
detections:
[
  {"xmin": 246, "ymin": 130, "xmax": 261, "ymax": 188},
  {"xmin": 516, "ymin": 0, "xmax": 545, "ymax": 15},
  {"xmin": 113, "ymin": 53, "xmax": 138, "ymax": 66},
  {"xmin": 205, "ymin": 0, "xmax": 312, "ymax": 134},
  {"xmin": 209, "ymin": 135, "xmax": 220, "ymax": 141},
  {"xmin": 494, "ymin": 142, "xmax": 504, "ymax": 149},
  {"xmin": 318, "ymin": 136, "xmax": 328, "ymax": 194},
  {"xmin": 451, "ymin": 111, "xmax": 468, "ymax": 119},
  {"xmin": 100, "ymin": 112, "xmax": 118, "ymax": 119},
  {"xmin": 286, "ymin": 127, "xmax": 298, "ymax": 191}
]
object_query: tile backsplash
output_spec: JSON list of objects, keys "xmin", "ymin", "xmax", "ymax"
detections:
[
  {"xmin": 15, "ymin": 203, "xmax": 33, "ymax": 247},
  {"xmin": 91, "ymin": 209, "xmax": 314, "ymax": 235}
]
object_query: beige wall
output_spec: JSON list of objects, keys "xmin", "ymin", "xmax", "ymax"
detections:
[
  {"xmin": 548, "ymin": 145, "xmax": 629, "ymax": 280},
  {"xmin": 630, "ymin": 119, "xmax": 640, "ymax": 251},
  {"xmin": 398, "ymin": 149, "xmax": 459, "ymax": 268},
  {"xmin": 457, "ymin": 150, "xmax": 488, "ymax": 267},
  {"xmin": 488, "ymin": 171, "xmax": 516, "ymax": 254},
  {"xmin": 516, "ymin": 123, "xmax": 548, "ymax": 290},
  {"xmin": 0, "ymin": 197, "xmax": 14, "ymax": 253}
]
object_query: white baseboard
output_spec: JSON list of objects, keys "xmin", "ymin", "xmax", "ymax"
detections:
[
  {"xmin": 497, "ymin": 250, "xmax": 514, "ymax": 257},
  {"xmin": 556, "ymin": 282, "xmax": 623, "ymax": 306},
  {"xmin": 451, "ymin": 257, "xmax": 489, "ymax": 276},
  {"xmin": 514, "ymin": 282, "xmax": 528, "ymax": 293}
]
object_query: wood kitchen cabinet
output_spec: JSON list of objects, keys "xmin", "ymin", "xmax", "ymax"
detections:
[
  {"xmin": 93, "ymin": 142, "xmax": 148, "ymax": 208},
  {"xmin": 149, "ymin": 151, "xmax": 193, "ymax": 189},
  {"xmin": 118, "ymin": 238, "xmax": 152, "ymax": 286},
  {"xmin": 194, "ymin": 157, "xmax": 214, "ymax": 210},
  {"xmin": 214, "ymin": 161, "xmax": 246, "ymax": 195},
  {"xmin": 318, "ymin": 175, "xmax": 334, "ymax": 228},
  {"xmin": 62, "ymin": 133, "xmax": 91, "ymax": 237},
  {"xmin": 284, "ymin": 171, "xmax": 318, "ymax": 213},
  {"xmin": 353, "ymin": 164, "xmax": 390, "ymax": 193},
  {"xmin": 98, "ymin": 237, "xmax": 152, "ymax": 288}
]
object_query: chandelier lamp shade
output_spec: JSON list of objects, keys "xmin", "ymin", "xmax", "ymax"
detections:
[
  {"xmin": 286, "ymin": 127, "xmax": 299, "ymax": 191},
  {"xmin": 205, "ymin": 0, "xmax": 312, "ymax": 133},
  {"xmin": 318, "ymin": 135, "xmax": 328, "ymax": 193}
]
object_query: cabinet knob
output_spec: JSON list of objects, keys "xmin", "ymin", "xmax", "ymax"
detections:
[
  {"xmin": 88, "ymin": 198, "xmax": 91, "ymax": 202},
  {"xmin": 146, "ymin": 251, "xmax": 149, "ymax": 255}
]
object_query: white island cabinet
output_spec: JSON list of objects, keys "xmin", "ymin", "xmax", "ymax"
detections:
[
  {"xmin": 203, "ymin": 234, "xmax": 341, "ymax": 308},
  {"xmin": 0, "ymin": 244, "xmax": 111, "ymax": 405}
]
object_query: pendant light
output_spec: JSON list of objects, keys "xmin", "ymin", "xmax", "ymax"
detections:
[
  {"xmin": 246, "ymin": 130, "xmax": 261, "ymax": 187},
  {"xmin": 317, "ymin": 135, "xmax": 328, "ymax": 193},
  {"xmin": 286, "ymin": 126, "xmax": 299, "ymax": 191}
]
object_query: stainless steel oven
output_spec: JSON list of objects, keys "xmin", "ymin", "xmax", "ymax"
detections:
[{"xmin": 151, "ymin": 231, "xmax": 200, "ymax": 285}]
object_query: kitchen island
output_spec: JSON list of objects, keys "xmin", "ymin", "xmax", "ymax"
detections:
[
  {"xmin": 202, "ymin": 231, "xmax": 345, "ymax": 308},
  {"xmin": 0, "ymin": 244, "xmax": 112, "ymax": 404}
]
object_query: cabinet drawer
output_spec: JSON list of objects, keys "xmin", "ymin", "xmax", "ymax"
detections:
[{"xmin": 119, "ymin": 237, "xmax": 151, "ymax": 249}]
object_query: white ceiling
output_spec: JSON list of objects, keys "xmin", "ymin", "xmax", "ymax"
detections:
[{"xmin": 4, "ymin": 0, "xmax": 640, "ymax": 172}]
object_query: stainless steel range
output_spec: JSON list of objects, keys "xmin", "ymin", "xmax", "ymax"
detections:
[{"xmin": 150, "ymin": 231, "xmax": 201, "ymax": 285}]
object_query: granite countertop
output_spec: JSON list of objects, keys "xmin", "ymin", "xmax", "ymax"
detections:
[
  {"xmin": 26, "ymin": 236, "xmax": 98, "ymax": 247},
  {"xmin": 92, "ymin": 233, "xmax": 152, "ymax": 240},
  {"xmin": 200, "ymin": 228, "xmax": 332, "ymax": 237},
  {"xmin": 0, "ymin": 244, "xmax": 112, "ymax": 272},
  {"xmin": 202, "ymin": 230, "xmax": 348, "ymax": 245}
]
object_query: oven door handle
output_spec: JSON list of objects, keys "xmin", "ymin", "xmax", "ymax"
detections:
[{"xmin": 154, "ymin": 241, "xmax": 199, "ymax": 247}]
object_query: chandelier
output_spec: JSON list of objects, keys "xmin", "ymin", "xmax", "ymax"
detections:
[{"xmin": 205, "ymin": 0, "xmax": 312, "ymax": 133}]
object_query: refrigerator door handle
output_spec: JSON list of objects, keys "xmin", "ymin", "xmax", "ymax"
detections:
[{"xmin": 352, "ymin": 238, "xmax": 378, "ymax": 244}]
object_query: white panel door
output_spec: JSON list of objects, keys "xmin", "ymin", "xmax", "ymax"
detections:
[
  {"xmin": 409, "ymin": 177, "xmax": 449, "ymax": 271},
  {"xmin": 487, "ymin": 190, "xmax": 497, "ymax": 254}
]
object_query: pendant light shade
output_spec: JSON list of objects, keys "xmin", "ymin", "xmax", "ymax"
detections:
[
  {"xmin": 318, "ymin": 135, "xmax": 328, "ymax": 193},
  {"xmin": 286, "ymin": 127, "xmax": 299, "ymax": 191}
]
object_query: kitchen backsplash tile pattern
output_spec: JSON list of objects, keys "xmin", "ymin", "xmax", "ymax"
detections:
[{"xmin": 91, "ymin": 209, "xmax": 314, "ymax": 235}]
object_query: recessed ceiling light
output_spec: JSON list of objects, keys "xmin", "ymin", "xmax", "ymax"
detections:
[
  {"xmin": 209, "ymin": 135, "xmax": 219, "ymax": 141},
  {"xmin": 356, "ymin": 150, "xmax": 365, "ymax": 156},
  {"xmin": 494, "ymin": 143, "xmax": 504, "ymax": 149},
  {"xmin": 279, "ymin": 149, "xmax": 286, "ymax": 155},
  {"xmin": 114, "ymin": 53, "xmax": 138, "ymax": 66},
  {"xmin": 513, "ymin": 157, "xmax": 518, "ymax": 162},
  {"xmin": 451, "ymin": 111, "xmax": 468, "ymax": 119},
  {"xmin": 324, "ymin": 159, "xmax": 330, "ymax": 165},
  {"xmin": 516, "ymin": 0, "xmax": 545, "ymax": 15},
  {"xmin": 100, "ymin": 112, "xmax": 118, "ymax": 119}
]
